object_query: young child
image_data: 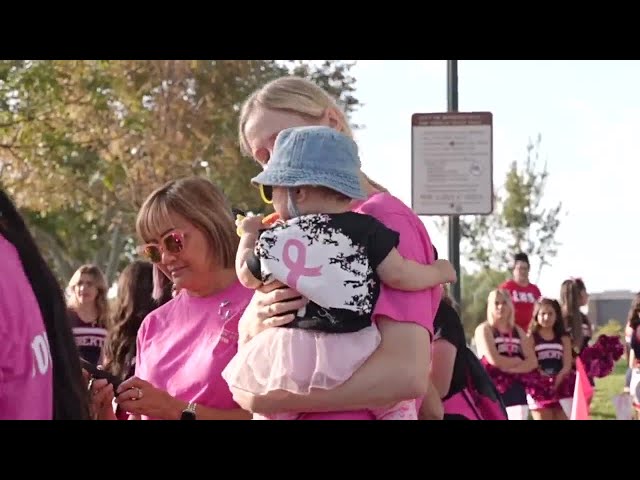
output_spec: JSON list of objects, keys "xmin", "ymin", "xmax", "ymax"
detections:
[
  {"xmin": 526, "ymin": 298, "xmax": 573, "ymax": 420},
  {"xmin": 221, "ymin": 125, "xmax": 455, "ymax": 420}
]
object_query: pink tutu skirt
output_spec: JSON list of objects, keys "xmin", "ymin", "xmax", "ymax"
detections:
[{"xmin": 222, "ymin": 325, "xmax": 381, "ymax": 395}]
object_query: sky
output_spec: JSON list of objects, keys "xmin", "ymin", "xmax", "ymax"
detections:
[{"xmin": 346, "ymin": 60, "xmax": 640, "ymax": 298}]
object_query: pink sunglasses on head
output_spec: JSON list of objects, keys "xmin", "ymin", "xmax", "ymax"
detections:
[{"xmin": 137, "ymin": 230, "xmax": 185, "ymax": 263}]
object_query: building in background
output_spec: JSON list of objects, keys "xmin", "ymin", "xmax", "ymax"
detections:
[{"xmin": 587, "ymin": 290, "xmax": 635, "ymax": 328}]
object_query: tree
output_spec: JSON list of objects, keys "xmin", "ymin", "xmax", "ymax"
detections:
[
  {"xmin": 0, "ymin": 60, "xmax": 361, "ymax": 285},
  {"xmin": 455, "ymin": 134, "xmax": 563, "ymax": 281},
  {"xmin": 458, "ymin": 268, "xmax": 510, "ymax": 340}
]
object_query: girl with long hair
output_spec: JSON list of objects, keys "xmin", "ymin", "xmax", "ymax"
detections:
[
  {"xmin": 100, "ymin": 260, "xmax": 170, "ymax": 419},
  {"xmin": 0, "ymin": 188, "xmax": 89, "ymax": 419},
  {"xmin": 101, "ymin": 261, "xmax": 164, "ymax": 382}
]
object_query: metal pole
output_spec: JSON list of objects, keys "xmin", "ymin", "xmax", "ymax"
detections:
[{"xmin": 447, "ymin": 60, "xmax": 462, "ymax": 308}]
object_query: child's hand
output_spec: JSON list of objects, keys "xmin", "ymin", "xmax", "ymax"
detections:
[
  {"xmin": 240, "ymin": 215, "xmax": 265, "ymax": 235},
  {"xmin": 434, "ymin": 259, "xmax": 457, "ymax": 284},
  {"xmin": 553, "ymin": 370, "xmax": 568, "ymax": 390}
]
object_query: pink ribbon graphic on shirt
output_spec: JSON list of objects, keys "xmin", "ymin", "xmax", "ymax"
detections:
[{"xmin": 282, "ymin": 239, "xmax": 322, "ymax": 290}]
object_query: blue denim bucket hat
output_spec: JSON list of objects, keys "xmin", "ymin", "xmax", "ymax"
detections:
[{"xmin": 250, "ymin": 126, "xmax": 366, "ymax": 200}]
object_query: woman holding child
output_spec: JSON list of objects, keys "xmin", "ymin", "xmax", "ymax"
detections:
[{"xmin": 229, "ymin": 76, "xmax": 445, "ymax": 420}]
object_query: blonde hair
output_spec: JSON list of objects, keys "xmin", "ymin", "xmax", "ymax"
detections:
[
  {"xmin": 136, "ymin": 176, "xmax": 239, "ymax": 269},
  {"xmin": 487, "ymin": 288, "xmax": 515, "ymax": 328},
  {"xmin": 238, "ymin": 75, "xmax": 388, "ymax": 193},
  {"xmin": 67, "ymin": 264, "xmax": 110, "ymax": 328}
]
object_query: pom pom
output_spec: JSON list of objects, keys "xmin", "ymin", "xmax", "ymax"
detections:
[
  {"xmin": 579, "ymin": 334, "xmax": 624, "ymax": 378},
  {"xmin": 595, "ymin": 335, "xmax": 624, "ymax": 361},
  {"xmin": 480, "ymin": 358, "xmax": 516, "ymax": 394},
  {"xmin": 520, "ymin": 370, "xmax": 556, "ymax": 402},
  {"xmin": 556, "ymin": 369, "xmax": 576, "ymax": 399}
]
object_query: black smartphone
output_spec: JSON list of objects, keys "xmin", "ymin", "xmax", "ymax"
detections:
[
  {"xmin": 232, "ymin": 208, "xmax": 246, "ymax": 217},
  {"xmin": 81, "ymin": 358, "xmax": 123, "ymax": 392}
]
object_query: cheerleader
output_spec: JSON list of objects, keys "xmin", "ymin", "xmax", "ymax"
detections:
[
  {"xmin": 474, "ymin": 289, "xmax": 538, "ymax": 420},
  {"xmin": 526, "ymin": 298, "xmax": 573, "ymax": 420},
  {"xmin": 560, "ymin": 278, "xmax": 592, "ymax": 357}
]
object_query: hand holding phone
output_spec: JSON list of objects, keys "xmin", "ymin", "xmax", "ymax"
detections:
[{"xmin": 81, "ymin": 358, "xmax": 123, "ymax": 392}]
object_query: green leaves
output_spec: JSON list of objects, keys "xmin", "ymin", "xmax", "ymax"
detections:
[
  {"xmin": 0, "ymin": 60, "xmax": 362, "ymax": 284},
  {"xmin": 460, "ymin": 268, "xmax": 510, "ymax": 338}
]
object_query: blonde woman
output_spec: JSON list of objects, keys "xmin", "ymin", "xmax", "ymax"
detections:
[
  {"xmin": 66, "ymin": 264, "xmax": 109, "ymax": 366},
  {"xmin": 231, "ymin": 75, "xmax": 441, "ymax": 420},
  {"xmin": 474, "ymin": 289, "xmax": 538, "ymax": 420}
]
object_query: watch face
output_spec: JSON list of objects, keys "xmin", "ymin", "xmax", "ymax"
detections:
[{"xmin": 180, "ymin": 410, "xmax": 196, "ymax": 420}]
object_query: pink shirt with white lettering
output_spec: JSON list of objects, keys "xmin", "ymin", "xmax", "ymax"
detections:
[
  {"xmin": 134, "ymin": 280, "xmax": 253, "ymax": 420},
  {"xmin": 298, "ymin": 192, "xmax": 440, "ymax": 420},
  {"xmin": 0, "ymin": 234, "xmax": 53, "ymax": 420}
]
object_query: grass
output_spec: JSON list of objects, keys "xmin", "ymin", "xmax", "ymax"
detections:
[{"xmin": 590, "ymin": 360, "xmax": 628, "ymax": 420}]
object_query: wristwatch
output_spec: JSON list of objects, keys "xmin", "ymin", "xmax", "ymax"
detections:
[{"xmin": 180, "ymin": 402, "xmax": 197, "ymax": 420}]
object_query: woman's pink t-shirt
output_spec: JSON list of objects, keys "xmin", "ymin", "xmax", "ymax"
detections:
[
  {"xmin": 0, "ymin": 234, "xmax": 53, "ymax": 420},
  {"xmin": 134, "ymin": 280, "xmax": 253, "ymax": 420},
  {"xmin": 297, "ymin": 192, "xmax": 440, "ymax": 420}
]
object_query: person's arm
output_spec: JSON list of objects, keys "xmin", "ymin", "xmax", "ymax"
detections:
[
  {"xmin": 115, "ymin": 376, "xmax": 252, "ymax": 420},
  {"xmin": 367, "ymin": 215, "xmax": 454, "ymax": 291},
  {"xmin": 235, "ymin": 217, "xmax": 265, "ymax": 290},
  {"xmin": 474, "ymin": 322, "xmax": 521, "ymax": 370},
  {"xmin": 418, "ymin": 381, "xmax": 444, "ymax": 420},
  {"xmin": 233, "ymin": 318, "xmax": 431, "ymax": 414},
  {"xmin": 554, "ymin": 335, "xmax": 574, "ymax": 388},
  {"xmin": 377, "ymin": 251, "xmax": 456, "ymax": 291},
  {"xmin": 504, "ymin": 327, "xmax": 538, "ymax": 373},
  {"xmin": 158, "ymin": 398, "xmax": 251, "ymax": 420},
  {"xmin": 430, "ymin": 338, "xmax": 457, "ymax": 398},
  {"xmin": 559, "ymin": 335, "xmax": 574, "ymax": 378}
]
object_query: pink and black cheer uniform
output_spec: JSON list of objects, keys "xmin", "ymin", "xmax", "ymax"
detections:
[
  {"xmin": 492, "ymin": 327, "xmax": 527, "ymax": 407},
  {"xmin": 67, "ymin": 309, "xmax": 107, "ymax": 367},
  {"xmin": 569, "ymin": 313, "xmax": 594, "ymax": 386},
  {"xmin": 434, "ymin": 301, "xmax": 481, "ymax": 420},
  {"xmin": 529, "ymin": 332, "xmax": 566, "ymax": 409}
]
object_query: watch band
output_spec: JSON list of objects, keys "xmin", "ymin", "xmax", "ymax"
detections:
[{"xmin": 180, "ymin": 402, "xmax": 197, "ymax": 420}]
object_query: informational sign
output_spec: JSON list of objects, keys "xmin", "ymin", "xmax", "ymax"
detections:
[{"xmin": 411, "ymin": 112, "xmax": 493, "ymax": 216}]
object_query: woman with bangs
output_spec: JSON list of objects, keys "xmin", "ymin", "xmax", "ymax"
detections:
[
  {"xmin": 474, "ymin": 288, "xmax": 538, "ymax": 420},
  {"xmin": 88, "ymin": 176, "xmax": 253, "ymax": 420},
  {"xmin": 230, "ymin": 75, "xmax": 442, "ymax": 420}
]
